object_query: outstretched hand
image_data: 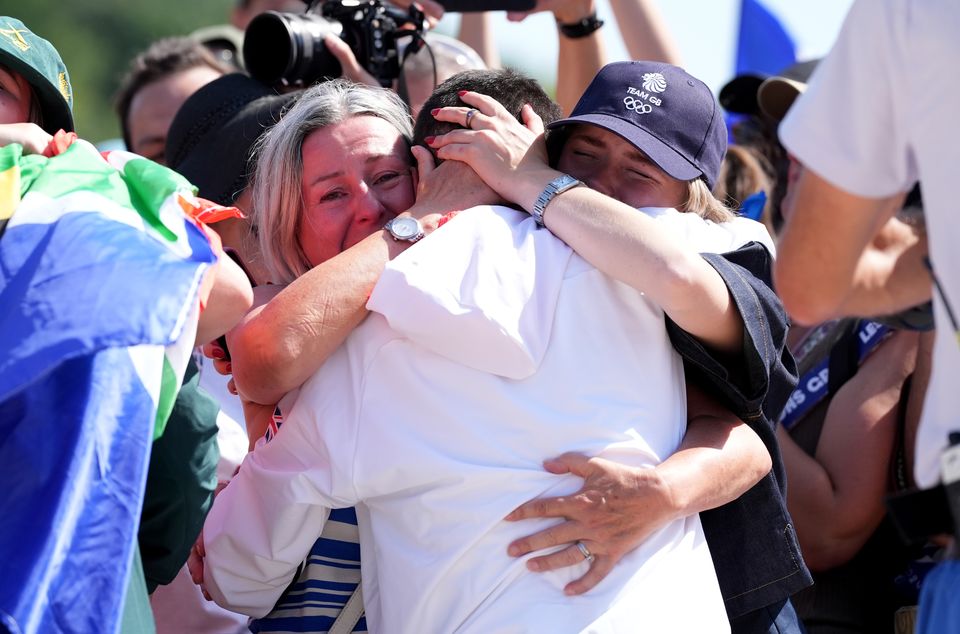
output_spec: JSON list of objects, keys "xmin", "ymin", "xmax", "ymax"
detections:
[
  {"xmin": 426, "ymin": 90, "xmax": 557, "ymax": 210},
  {"xmin": 505, "ymin": 452, "xmax": 680, "ymax": 595}
]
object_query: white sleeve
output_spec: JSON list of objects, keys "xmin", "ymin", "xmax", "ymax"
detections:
[
  {"xmin": 202, "ymin": 381, "xmax": 359, "ymax": 617},
  {"xmin": 779, "ymin": 0, "xmax": 917, "ymax": 198}
]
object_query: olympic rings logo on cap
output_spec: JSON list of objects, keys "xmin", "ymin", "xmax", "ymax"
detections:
[{"xmin": 623, "ymin": 97, "xmax": 653, "ymax": 114}]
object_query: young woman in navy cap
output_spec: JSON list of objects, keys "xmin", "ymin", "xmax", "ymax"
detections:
[{"xmin": 428, "ymin": 61, "xmax": 809, "ymax": 634}]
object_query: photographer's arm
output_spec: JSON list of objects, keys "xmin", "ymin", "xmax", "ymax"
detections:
[
  {"xmin": 607, "ymin": 0, "xmax": 681, "ymax": 65},
  {"xmin": 506, "ymin": 0, "xmax": 605, "ymax": 116}
]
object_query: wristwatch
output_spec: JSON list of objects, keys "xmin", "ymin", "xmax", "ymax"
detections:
[
  {"xmin": 384, "ymin": 216, "xmax": 425, "ymax": 243},
  {"xmin": 532, "ymin": 174, "xmax": 583, "ymax": 227},
  {"xmin": 557, "ymin": 12, "xmax": 605, "ymax": 39}
]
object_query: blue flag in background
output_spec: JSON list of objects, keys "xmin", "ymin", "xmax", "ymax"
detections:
[{"xmin": 735, "ymin": 0, "xmax": 797, "ymax": 76}]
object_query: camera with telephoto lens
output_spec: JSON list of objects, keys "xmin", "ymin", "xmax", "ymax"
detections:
[{"xmin": 243, "ymin": 0, "xmax": 426, "ymax": 88}]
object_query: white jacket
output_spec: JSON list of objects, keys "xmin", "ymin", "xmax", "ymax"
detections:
[{"xmin": 203, "ymin": 205, "xmax": 772, "ymax": 633}]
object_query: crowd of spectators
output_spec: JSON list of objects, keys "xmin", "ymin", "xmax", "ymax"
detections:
[{"xmin": 0, "ymin": 1, "xmax": 956, "ymax": 633}]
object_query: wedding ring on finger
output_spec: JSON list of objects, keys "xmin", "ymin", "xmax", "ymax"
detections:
[
  {"xmin": 576, "ymin": 541, "xmax": 595, "ymax": 563},
  {"xmin": 464, "ymin": 108, "xmax": 478, "ymax": 129}
]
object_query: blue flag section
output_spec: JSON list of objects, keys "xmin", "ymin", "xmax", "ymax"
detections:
[
  {"xmin": 0, "ymin": 349, "xmax": 158, "ymax": 634},
  {"xmin": 0, "ymin": 142, "xmax": 216, "ymax": 634},
  {"xmin": 735, "ymin": 0, "xmax": 797, "ymax": 77}
]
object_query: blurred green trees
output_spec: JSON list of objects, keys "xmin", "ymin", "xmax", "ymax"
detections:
[{"xmin": 1, "ymin": 0, "xmax": 234, "ymax": 143}]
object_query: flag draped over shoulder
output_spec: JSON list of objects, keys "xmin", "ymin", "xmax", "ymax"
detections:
[{"xmin": 0, "ymin": 139, "xmax": 223, "ymax": 634}]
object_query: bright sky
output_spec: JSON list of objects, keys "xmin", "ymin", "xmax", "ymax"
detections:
[{"xmin": 437, "ymin": 0, "xmax": 855, "ymax": 94}]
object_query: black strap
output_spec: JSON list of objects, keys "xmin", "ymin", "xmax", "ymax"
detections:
[
  {"xmin": 827, "ymin": 319, "xmax": 862, "ymax": 396},
  {"xmin": 557, "ymin": 13, "xmax": 604, "ymax": 39}
]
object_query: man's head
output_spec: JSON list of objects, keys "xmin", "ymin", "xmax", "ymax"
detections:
[
  {"xmin": 413, "ymin": 68, "xmax": 561, "ymax": 147},
  {"xmin": 115, "ymin": 37, "xmax": 233, "ymax": 163},
  {"xmin": 546, "ymin": 61, "xmax": 733, "ymax": 221},
  {"xmin": 0, "ymin": 17, "xmax": 73, "ymax": 133}
]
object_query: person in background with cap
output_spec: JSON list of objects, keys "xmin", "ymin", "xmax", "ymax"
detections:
[
  {"xmin": 0, "ymin": 15, "xmax": 74, "ymax": 154},
  {"xmin": 717, "ymin": 59, "xmax": 820, "ymax": 236},
  {"xmin": 426, "ymin": 60, "xmax": 810, "ymax": 633},
  {"xmin": 773, "ymin": 1, "xmax": 958, "ymax": 632}
]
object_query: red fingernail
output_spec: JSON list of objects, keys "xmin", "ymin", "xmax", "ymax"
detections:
[
  {"xmin": 211, "ymin": 346, "xmax": 225, "ymax": 360},
  {"xmin": 458, "ymin": 90, "xmax": 468, "ymax": 96},
  {"xmin": 225, "ymin": 362, "xmax": 232, "ymax": 374},
  {"xmin": 430, "ymin": 108, "xmax": 440, "ymax": 116},
  {"xmin": 424, "ymin": 136, "xmax": 436, "ymax": 145}
]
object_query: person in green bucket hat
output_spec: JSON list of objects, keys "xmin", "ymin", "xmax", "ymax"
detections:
[
  {"xmin": 0, "ymin": 16, "xmax": 73, "ymax": 132},
  {"xmin": 0, "ymin": 16, "xmax": 73, "ymax": 156}
]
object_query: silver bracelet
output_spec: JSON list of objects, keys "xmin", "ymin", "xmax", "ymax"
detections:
[{"xmin": 532, "ymin": 174, "xmax": 583, "ymax": 227}]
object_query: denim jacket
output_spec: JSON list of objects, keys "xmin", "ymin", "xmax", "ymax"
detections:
[{"xmin": 667, "ymin": 241, "xmax": 813, "ymax": 620}]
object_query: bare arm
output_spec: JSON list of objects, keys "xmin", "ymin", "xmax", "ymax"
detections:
[
  {"xmin": 659, "ymin": 384, "xmax": 771, "ymax": 516},
  {"xmin": 196, "ymin": 254, "xmax": 254, "ymax": 347},
  {"xmin": 777, "ymin": 330, "xmax": 918, "ymax": 571},
  {"xmin": 457, "ymin": 13, "xmax": 501, "ymax": 69},
  {"xmin": 537, "ymin": 185, "xmax": 743, "ymax": 353},
  {"xmin": 553, "ymin": 0, "xmax": 605, "ymax": 117},
  {"xmin": 607, "ymin": 0, "xmax": 681, "ymax": 64},
  {"xmin": 775, "ymin": 166, "xmax": 931, "ymax": 325},
  {"xmin": 431, "ymin": 92, "xmax": 743, "ymax": 353}
]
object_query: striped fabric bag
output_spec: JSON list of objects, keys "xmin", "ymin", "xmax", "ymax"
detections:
[{"xmin": 0, "ymin": 138, "xmax": 234, "ymax": 634}]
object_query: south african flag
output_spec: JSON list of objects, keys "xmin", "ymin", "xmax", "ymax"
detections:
[{"xmin": 0, "ymin": 138, "xmax": 229, "ymax": 634}]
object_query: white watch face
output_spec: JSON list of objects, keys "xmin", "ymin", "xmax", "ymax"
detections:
[{"xmin": 388, "ymin": 217, "xmax": 421, "ymax": 240}]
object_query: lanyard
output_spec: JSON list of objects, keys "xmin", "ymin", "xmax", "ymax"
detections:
[{"xmin": 779, "ymin": 320, "xmax": 890, "ymax": 430}]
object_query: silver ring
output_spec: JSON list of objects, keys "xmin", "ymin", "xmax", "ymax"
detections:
[
  {"xmin": 576, "ymin": 541, "xmax": 594, "ymax": 563},
  {"xmin": 464, "ymin": 108, "xmax": 478, "ymax": 128}
]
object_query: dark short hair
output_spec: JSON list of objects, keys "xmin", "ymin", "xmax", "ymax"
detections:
[
  {"xmin": 412, "ymin": 69, "xmax": 561, "ymax": 147},
  {"xmin": 114, "ymin": 37, "xmax": 234, "ymax": 149}
]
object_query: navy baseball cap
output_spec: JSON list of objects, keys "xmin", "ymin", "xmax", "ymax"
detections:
[{"xmin": 547, "ymin": 61, "xmax": 726, "ymax": 189}]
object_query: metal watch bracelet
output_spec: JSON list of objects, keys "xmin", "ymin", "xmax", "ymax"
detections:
[{"xmin": 532, "ymin": 174, "xmax": 583, "ymax": 227}]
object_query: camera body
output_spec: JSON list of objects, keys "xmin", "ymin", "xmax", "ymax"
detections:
[{"xmin": 243, "ymin": 0, "xmax": 425, "ymax": 88}]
